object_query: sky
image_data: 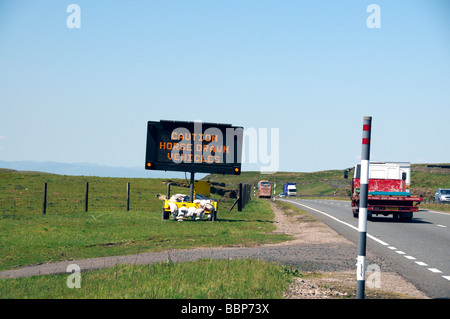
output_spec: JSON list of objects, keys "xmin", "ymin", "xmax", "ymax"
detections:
[{"xmin": 0, "ymin": 0, "xmax": 449, "ymax": 175}]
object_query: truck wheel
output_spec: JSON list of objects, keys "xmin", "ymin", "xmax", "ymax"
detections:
[{"xmin": 399, "ymin": 212, "xmax": 413, "ymax": 222}]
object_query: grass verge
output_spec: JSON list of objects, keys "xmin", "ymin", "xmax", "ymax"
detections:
[{"xmin": 0, "ymin": 259, "xmax": 294, "ymax": 299}]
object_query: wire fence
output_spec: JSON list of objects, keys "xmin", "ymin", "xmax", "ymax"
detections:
[
  {"xmin": 1, "ymin": 180, "xmax": 165, "ymax": 216},
  {"xmin": 1, "ymin": 178, "xmax": 255, "ymax": 216},
  {"xmin": 238, "ymin": 183, "xmax": 252, "ymax": 211}
]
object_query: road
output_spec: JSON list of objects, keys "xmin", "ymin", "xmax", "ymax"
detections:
[{"xmin": 281, "ymin": 198, "xmax": 450, "ymax": 299}]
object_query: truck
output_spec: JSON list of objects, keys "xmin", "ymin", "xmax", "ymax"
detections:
[
  {"xmin": 282, "ymin": 183, "xmax": 297, "ymax": 196},
  {"xmin": 258, "ymin": 180, "xmax": 272, "ymax": 198},
  {"xmin": 349, "ymin": 162, "xmax": 422, "ymax": 222}
]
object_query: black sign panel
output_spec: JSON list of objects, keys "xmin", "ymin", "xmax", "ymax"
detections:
[{"xmin": 145, "ymin": 120, "xmax": 243, "ymax": 175}]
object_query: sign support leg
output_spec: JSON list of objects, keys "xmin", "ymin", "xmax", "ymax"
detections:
[{"xmin": 189, "ymin": 172, "xmax": 195, "ymax": 202}]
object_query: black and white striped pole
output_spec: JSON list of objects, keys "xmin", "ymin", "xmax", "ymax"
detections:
[
  {"xmin": 356, "ymin": 116, "xmax": 372, "ymax": 299},
  {"xmin": 273, "ymin": 177, "xmax": 276, "ymax": 202}
]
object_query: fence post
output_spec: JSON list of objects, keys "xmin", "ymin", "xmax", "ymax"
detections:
[
  {"xmin": 42, "ymin": 182, "xmax": 47, "ymax": 215},
  {"xmin": 85, "ymin": 182, "xmax": 89, "ymax": 212},
  {"xmin": 127, "ymin": 182, "xmax": 130, "ymax": 211},
  {"xmin": 238, "ymin": 183, "xmax": 243, "ymax": 211}
]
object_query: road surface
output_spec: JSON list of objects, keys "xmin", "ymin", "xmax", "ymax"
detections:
[{"xmin": 282, "ymin": 198, "xmax": 450, "ymax": 299}]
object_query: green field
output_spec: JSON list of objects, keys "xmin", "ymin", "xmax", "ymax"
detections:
[
  {"xmin": 0, "ymin": 169, "xmax": 297, "ymax": 299},
  {"xmin": 0, "ymin": 169, "xmax": 291, "ymax": 272}
]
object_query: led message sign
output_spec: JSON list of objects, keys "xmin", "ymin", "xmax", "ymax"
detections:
[{"xmin": 145, "ymin": 120, "xmax": 243, "ymax": 175}]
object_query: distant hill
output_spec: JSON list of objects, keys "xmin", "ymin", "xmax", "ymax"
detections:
[{"xmin": 0, "ymin": 160, "xmax": 206, "ymax": 179}]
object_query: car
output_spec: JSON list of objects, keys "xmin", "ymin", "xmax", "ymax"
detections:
[
  {"xmin": 279, "ymin": 193, "xmax": 286, "ymax": 198},
  {"xmin": 434, "ymin": 188, "xmax": 450, "ymax": 203}
]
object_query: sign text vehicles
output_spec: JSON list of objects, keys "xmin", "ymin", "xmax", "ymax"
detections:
[{"xmin": 145, "ymin": 120, "xmax": 243, "ymax": 175}]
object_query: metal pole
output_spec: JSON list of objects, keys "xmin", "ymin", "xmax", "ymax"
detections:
[
  {"xmin": 356, "ymin": 116, "xmax": 372, "ymax": 299},
  {"xmin": 85, "ymin": 182, "xmax": 89, "ymax": 212},
  {"xmin": 273, "ymin": 177, "xmax": 277, "ymax": 202},
  {"xmin": 189, "ymin": 172, "xmax": 195, "ymax": 202},
  {"xmin": 126, "ymin": 182, "xmax": 130, "ymax": 211},
  {"xmin": 167, "ymin": 182, "xmax": 171, "ymax": 199},
  {"xmin": 42, "ymin": 182, "xmax": 47, "ymax": 215}
]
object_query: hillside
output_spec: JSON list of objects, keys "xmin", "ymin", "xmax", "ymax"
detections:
[
  {"xmin": 1, "ymin": 163, "xmax": 449, "ymax": 212},
  {"xmin": 203, "ymin": 164, "xmax": 450, "ymax": 201}
]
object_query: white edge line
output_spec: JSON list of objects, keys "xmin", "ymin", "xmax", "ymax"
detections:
[
  {"xmin": 287, "ymin": 200, "xmax": 450, "ymax": 281},
  {"xmin": 428, "ymin": 268, "xmax": 443, "ymax": 274},
  {"xmin": 423, "ymin": 210, "xmax": 450, "ymax": 216},
  {"xmin": 288, "ymin": 200, "xmax": 389, "ymax": 246},
  {"xmin": 415, "ymin": 261, "xmax": 428, "ymax": 266}
]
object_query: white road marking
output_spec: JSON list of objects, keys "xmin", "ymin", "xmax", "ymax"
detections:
[
  {"xmin": 287, "ymin": 200, "xmax": 450, "ymax": 283},
  {"xmin": 415, "ymin": 261, "xmax": 428, "ymax": 266},
  {"xmin": 428, "ymin": 268, "xmax": 443, "ymax": 274},
  {"xmin": 286, "ymin": 200, "xmax": 390, "ymax": 245},
  {"xmin": 437, "ymin": 224, "xmax": 447, "ymax": 228},
  {"xmin": 424, "ymin": 210, "xmax": 450, "ymax": 216}
]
